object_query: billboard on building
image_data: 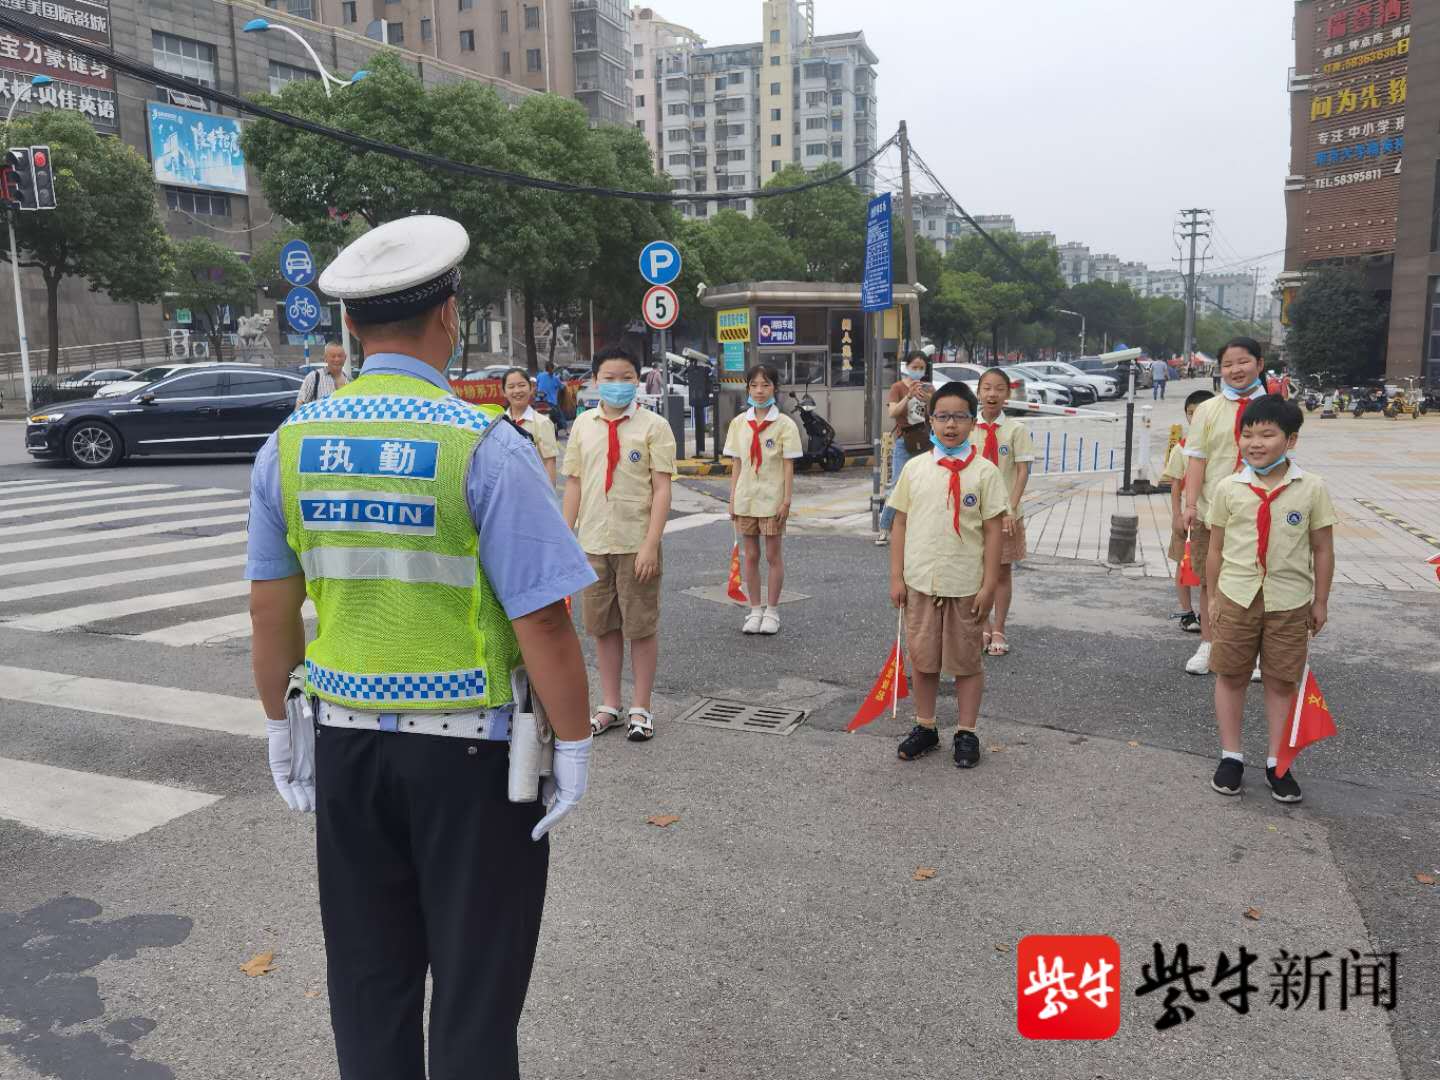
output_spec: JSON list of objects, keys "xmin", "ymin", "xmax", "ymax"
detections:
[
  {"xmin": 1300, "ymin": 0, "xmax": 1411, "ymax": 260},
  {"xmin": 147, "ymin": 102, "xmax": 247, "ymax": 195},
  {"xmin": 0, "ymin": 0, "xmax": 117, "ymax": 131}
]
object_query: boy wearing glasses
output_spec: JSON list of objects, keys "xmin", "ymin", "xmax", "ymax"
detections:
[{"xmin": 885, "ymin": 381, "xmax": 1007, "ymax": 769}]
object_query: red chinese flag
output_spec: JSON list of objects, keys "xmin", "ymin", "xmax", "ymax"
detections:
[
  {"xmin": 726, "ymin": 543, "xmax": 748, "ymax": 605},
  {"xmin": 846, "ymin": 643, "xmax": 909, "ymax": 732},
  {"xmin": 1428, "ymin": 552, "xmax": 1440, "ymax": 585},
  {"xmin": 1274, "ymin": 666, "xmax": 1337, "ymax": 778},
  {"xmin": 1178, "ymin": 540, "xmax": 1201, "ymax": 587}
]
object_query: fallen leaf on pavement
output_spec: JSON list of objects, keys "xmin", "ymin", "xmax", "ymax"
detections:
[
  {"xmin": 994, "ymin": 942, "xmax": 1010, "ymax": 952},
  {"xmin": 987, "ymin": 744, "xmax": 1004, "ymax": 753},
  {"xmin": 304, "ymin": 989, "xmax": 321, "ymax": 999},
  {"xmin": 913, "ymin": 867, "xmax": 937, "ymax": 881},
  {"xmin": 1127, "ymin": 740, "xmax": 1140, "ymax": 748},
  {"xmin": 1416, "ymin": 873, "xmax": 1436, "ymax": 885},
  {"xmin": 240, "ymin": 952, "xmax": 275, "ymax": 977},
  {"xmin": 647, "ymin": 814, "xmax": 680, "ymax": 828},
  {"xmin": 1267, "ymin": 825, "xmax": 1278, "ymax": 831},
  {"xmin": 1244, "ymin": 907, "xmax": 1263, "ymax": 921}
]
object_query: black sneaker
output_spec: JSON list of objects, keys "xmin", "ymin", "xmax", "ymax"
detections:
[
  {"xmin": 1179, "ymin": 612, "xmax": 1201, "ymax": 633},
  {"xmin": 1266, "ymin": 766, "xmax": 1303, "ymax": 803},
  {"xmin": 953, "ymin": 730, "xmax": 981, "ymax": 769},
  {"xmin": 897, "ymin": 725, "xmax": 939, "ymax": 761},
  {"xmin": 1211, "ymin": 758, "xmax": 1244, "ymax": 796}
]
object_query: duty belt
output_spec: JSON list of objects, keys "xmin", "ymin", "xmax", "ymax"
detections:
[{"xmin": 316, "ymin": 699, "xmax": 512, "ymax": 741}]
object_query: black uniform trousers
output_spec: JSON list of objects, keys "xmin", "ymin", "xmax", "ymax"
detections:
[{"xmin": 315, "ymin": 723, "xmax": 549, "ymax": 1080}]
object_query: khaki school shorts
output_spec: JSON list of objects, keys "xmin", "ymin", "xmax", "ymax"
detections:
[
  {"xmin": 905, "ymin": 588, "xmax": 984, "ymax": 678},
  {"xmin": 1001, "ymin": 517, "xmax": 1027, "ymax": 565},
  {"xmin": 1189, "ymin": 521, "xmax": 1212, "ymax": 581},
  {"xmin": 582, "ymin": 551, "xmax": 662, "ymax": 640},
  {"xmin": 736, "ymin": 514, "xmax": 786, "ymax": 537},
  {"xmin": 1210, "ymin": 590, "xmax": 1309, "ymax": 685}
]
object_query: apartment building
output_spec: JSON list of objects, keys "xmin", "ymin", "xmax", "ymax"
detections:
[{"xmin": 630, "ymin": 7, "xmax": 701, "ymax": 167}]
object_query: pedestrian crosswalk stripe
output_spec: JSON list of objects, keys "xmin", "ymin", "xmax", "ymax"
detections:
[
  {"xmin": 0, "ymin": 482, "xmax": 178, "ymax": 509},
  {"xmin": 0, "ymin": 554, "xmax": 248, "ymax": 603},
  {"xmin": 0, "ymin": 531, "xmax": 249, "ymax": 578},
  {"xmin": 2, "ymin": 488, "xmax": 236, "ymax": 522},
  {"xmin": 0, "ymin": 756, "xmax": 221, "ymax": 841},
  {"xmin": 0, "ymin": 511, "xmax": 250, "ymax": 556},
  {"xmin": 133, "ymin": 600, "xmax": 317, "ymax": 647},
  {"xmin": 0, "ymin": 664, "xmax": 260, "ymax": 736},
  {"xmin": 663, "ymin": 512, "xmax": 729, "ymax": 534},
  {"xmin": 0, "ymin": 498, "xmax": 248, "ymax": 538},
  {"xmin": 5, "ymin": 580, "xmax": 252, "ymax": 632},
  {"xmin": 0, "ymin": 478, "xmax": 112, "ymax": 493}
]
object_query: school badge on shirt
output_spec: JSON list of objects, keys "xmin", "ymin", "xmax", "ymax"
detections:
[{"xmin": 1285, "ymin": 511, "xmax": 1303, "ymax": 526}]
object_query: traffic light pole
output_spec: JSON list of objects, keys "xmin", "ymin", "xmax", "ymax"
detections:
[{"xmin": 7, "ymin": 212, "xmax": 31, "ymax": 412}]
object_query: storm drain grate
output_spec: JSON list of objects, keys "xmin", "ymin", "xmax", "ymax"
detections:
[{"xmin": 674, "ymin": 698, "xmax": 808, "ymax": 736}]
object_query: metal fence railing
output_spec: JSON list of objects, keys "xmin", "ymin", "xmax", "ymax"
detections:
[{"xmin": 0, "ymin": 337, "xmax": 171, "ymax": 382}]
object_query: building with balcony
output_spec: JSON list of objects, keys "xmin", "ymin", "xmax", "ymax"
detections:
[{"xmin": 630, "ymin": 7, "xmax": 702, "ymax": 168}]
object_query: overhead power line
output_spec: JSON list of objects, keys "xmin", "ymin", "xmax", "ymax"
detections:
[{"xmin": 0, "ymin": 10, "xmax": 896, "ymax": 206}]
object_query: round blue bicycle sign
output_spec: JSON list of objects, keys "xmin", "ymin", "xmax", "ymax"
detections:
[
  {"xmin": 279, "ymin": 239, "xmax": 316, "ymax": 287},
  {"xmin": 285, "ymin": 286, "xmax": 322, "ymax": 333}
]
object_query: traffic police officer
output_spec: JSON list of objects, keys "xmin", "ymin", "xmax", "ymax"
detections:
[{"xmin": 245, "ymin": 215, "xmax": 597, "ymax": 1080}]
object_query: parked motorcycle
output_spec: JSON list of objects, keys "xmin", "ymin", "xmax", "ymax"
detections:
[
  {"xmin": 1351, "ymin": 386, "xmax": 1387, "ymax": 418},
  {"xmin": 788, "ymin": 378, "xmax": 845, "ymax": 473}
]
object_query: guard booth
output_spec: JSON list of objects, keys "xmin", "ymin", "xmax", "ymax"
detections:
[{"xmin": 699, "ymin": 281, "xmax": 922, "ymax": 455}]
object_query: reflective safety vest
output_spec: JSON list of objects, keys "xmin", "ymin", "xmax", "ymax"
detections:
[{"xmin": 278, "ymin": 372, "xmax": 518, "ymax": 711}]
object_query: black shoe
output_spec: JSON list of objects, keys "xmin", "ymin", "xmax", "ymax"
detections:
[
  {"xmin": 897, "ymin": 725, "xmax": 939, "ymax": 761},
  {"xmin": 953, "ymin": 730, "xmax": 981, "ymax": 769},
  {"xmin": 1266, "ymin": 766, "xmax": 1303, "ymax": 803},
  {"xmin": 1211, "ymin": 758, "xmax": 1243, "ymax": 795},
  {"xmin": 1178, "ymin": 612, "xmax": 1201, "ymax": 633}
]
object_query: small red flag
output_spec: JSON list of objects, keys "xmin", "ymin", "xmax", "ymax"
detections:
[
  {"xmin": 1428, "ymin": 552, "xmax": 1440, "ymax": 584},
  {"xmin": 1274, "ymin": 666, "xmax": 1337, "ymax": 778},
  {"xmin": 1178, "ymin": 538, "xmax": 1201, "ymax": 587},
  {"xmin": 846, "ymin": 642, "xmax": 909, "ymax": 732},
  {"xmin": 726, "ymin": 542, "xmax": 748, "ymax": 605}
]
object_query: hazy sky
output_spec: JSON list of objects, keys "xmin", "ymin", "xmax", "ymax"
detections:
[{"xmin": 650, "ymin": 0, "xmax": 1296, "ymax": 282}]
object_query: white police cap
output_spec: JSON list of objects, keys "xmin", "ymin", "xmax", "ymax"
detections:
[{"xmin": 319, "ymin": 214, "xmax": 469, "ymax": 324}]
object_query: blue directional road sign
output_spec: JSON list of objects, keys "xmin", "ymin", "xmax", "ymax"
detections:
[
  {"xmin": 286, "ymin": 286, "xmax": 322, "ymax": 334},
  {"xmin": 279, "ymin": 239, "xmax": 316, "ymax": 287},
  {"xmin": 639, "ymin": 240, "xmax": 682, "ymax": 287},
  {"xmin": 861, "ymin": 193, "xmax": 893, "ymax": 313}
]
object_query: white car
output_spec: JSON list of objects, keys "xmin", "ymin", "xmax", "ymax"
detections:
[
  {"xmin": 93, "ymin": 362, "xmax": 229, "ymax": 398},
  {"xmin": 58, "ymin": 368, "xmax": 137, "ymax": 391},
  {"xmin": 931, "ymin": 363, "xmax": 1074, "ymax": 410},
  {"xmin": 1023, "ymin": 360, "xmax": 1119, "ymax": 400}
]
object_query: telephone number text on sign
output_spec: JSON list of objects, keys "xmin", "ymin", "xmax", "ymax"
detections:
[{"xmin": 1311, "ymin": 166, "xmax": 1389, "ymax": 190}]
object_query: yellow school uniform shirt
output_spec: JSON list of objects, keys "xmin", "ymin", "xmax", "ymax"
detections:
[
  {"xmin": 886, "ymin": 446, "xmax": 1008, "ymax": 598},
  {"xmin": 1206, "ymin": 463, "xmax": 1339, "ymax": 612},
  {"xmin": 514, "ymin": 406, "xmax": 558, "ymax": 463},
  {"xmin": 1183, "ymin": 387, "xmax": 1267, "ymax": 518},
  {"xmin": 1162, "ymin": 440, "xmax": 1187, "ymax": 486},
  {"xmin": 722, "ymin": 405, "xmax": 803, "ymax": 518},
  {"xmin": 973, "ymin": 412, "xmax": 1035, "ymax": 516},
  {"xmin": 562, "ymin": 402, "xmax": 677, "ymax": 555}
]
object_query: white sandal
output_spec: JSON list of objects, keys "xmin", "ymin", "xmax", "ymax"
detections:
[
  {"xmin": 625, "ymin": 707, "xmax": 655, "ymax": 742},
  {"xmin": 759, "ymin": 609, "xmax": 780, "ymax": 635},
  {"xmin": 590, "ymin": 705, "xmax": 623, "ymax": 736}
]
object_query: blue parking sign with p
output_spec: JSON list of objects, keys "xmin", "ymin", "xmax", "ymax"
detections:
[
  {"xmin": 639, "ymin": 240, "xmax": 681, "ymax": 286},
  {"xmin": 280, "ymin": 239, "xmax": 316, "ymax": 287}
]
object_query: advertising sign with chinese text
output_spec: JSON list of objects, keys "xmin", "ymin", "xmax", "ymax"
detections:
[
  {"xmin": 861, "ymin": 193, "xmax": 892, "ymax": 313},
  {"xmin": 147, "ymin": 103, "xmax": 248, "ymax": 195},
  {"xmin": 0, "ymin": 0, "xmax": 116, "ymax": 130},
  {"xmin": 1301, "ymin": 0, "xmax": 1410, "ymax": 259}
]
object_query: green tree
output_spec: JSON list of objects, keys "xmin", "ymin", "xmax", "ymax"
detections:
[
  {"xmin": 756, "ymin": 163, "xmax": 868, "ymax": 280},
  {"xmin": 0, "ymin": 111, "xmax": 171, "ymax": 373},
  {"xmin": 168, "ymin": 238, "xmax": 256, "ymax": 362},
  {"xmin": 945, "ymin": 233, "xmax": 1062, "ymax": 359},
  {"xmin": 679, "ymin": 209, "xmax": 803, "ymax": 288}
]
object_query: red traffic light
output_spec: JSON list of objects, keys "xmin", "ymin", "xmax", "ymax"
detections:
[{"xmin": 31, "ymin": 149, "xmax": 46, "ymax": 168}]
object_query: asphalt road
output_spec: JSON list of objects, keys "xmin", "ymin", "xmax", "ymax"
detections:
[{"xmin": 0, "ymin": 448, "xmax": 1435, "ymax": 1079}]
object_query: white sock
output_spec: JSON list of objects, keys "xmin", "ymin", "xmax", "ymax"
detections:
[
  {"xmin": 750, "ymin": 606, "xmax": 763, "ymax": 618},
  {"xmin": 1266, "ymin": 756, "xmax": 1278, "ymax": 769},
  {"xmin": 1222, "ymin": 751, "xmax": 1244, "ymax": 763}
]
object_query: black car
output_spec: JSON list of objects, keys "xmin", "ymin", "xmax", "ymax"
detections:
[{"xmin": 25, "ymin": 365, "xmax": 304, "ymax": 468}]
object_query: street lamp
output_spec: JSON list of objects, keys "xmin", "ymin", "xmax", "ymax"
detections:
[
  {"xmin": 6, "ymin": 74, "xmax": 50, "ymax": 414},
  {"xmin": 1057, "ymin": 308, "xmax": 1086, "ymax": 359},
  {"xmin": 243, "ymin": 19, "xmax": 366, "ymax": 366}
]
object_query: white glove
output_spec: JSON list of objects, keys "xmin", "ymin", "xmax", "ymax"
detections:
[
  {"xmin": 531, "ymin": 735, "xmax": 591, "ymax": 841},
  {"xmin": 267, "ymin": 718, "xmax": 315, "ymax": 813}
]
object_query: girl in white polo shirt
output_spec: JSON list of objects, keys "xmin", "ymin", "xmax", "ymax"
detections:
[{"xmin": 502, "ymin": 367, "xmax": 559, "ymax": 485}]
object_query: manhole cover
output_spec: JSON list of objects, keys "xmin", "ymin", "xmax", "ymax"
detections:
[{"xmin": 674, "ymin": 698, "xmax": 807, "ymax": 736}]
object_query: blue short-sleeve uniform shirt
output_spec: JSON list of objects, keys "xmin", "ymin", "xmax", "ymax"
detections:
[{"xmin": 244, "ymin": 352, "xmax": 595, "ymax": 619}]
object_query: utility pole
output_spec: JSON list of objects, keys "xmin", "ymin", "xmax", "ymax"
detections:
[
  {"xmin": 1176, "ymin": 208, "xmax": 1211, "ymax": 368},
  {"xmin": 1250, "ymin": 265, "xmax": 1261, "ymax": 325},
  {"xmin": 898, "ymin": 120, "xmax": 921, "ymax": 351}
]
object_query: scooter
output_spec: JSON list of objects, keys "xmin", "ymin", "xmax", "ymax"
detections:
[{"xmin": 788, "ymin": 378, "xmax": 845, "ymax": 473}]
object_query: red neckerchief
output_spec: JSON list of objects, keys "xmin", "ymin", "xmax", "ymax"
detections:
[
  {"xmin": 977, "ymin": 416, "xmax": 1002, "ymax": 465},
  {"xmin": 1247, "ymin": 479, "xmax": 1294, "ymax": 575},
  {"xmin": 747, "ymin": 413, "xmax": 774, "ymax": 474},
  {"xmin": 937, "ymin": 446, "xmax": 979, "ymax": 537},
  {"xmin": 603, "ymin": 415, "xmax": 629, "ymax": 493}
]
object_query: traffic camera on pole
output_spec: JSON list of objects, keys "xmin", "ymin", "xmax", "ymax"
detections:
[
  {"xmin": 30, "ymin": 146, "xmax": 54, "ymax": 209},
  {"xmin": 4, "ymin": 148, "xmax": 35, "ymax": 210}
]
